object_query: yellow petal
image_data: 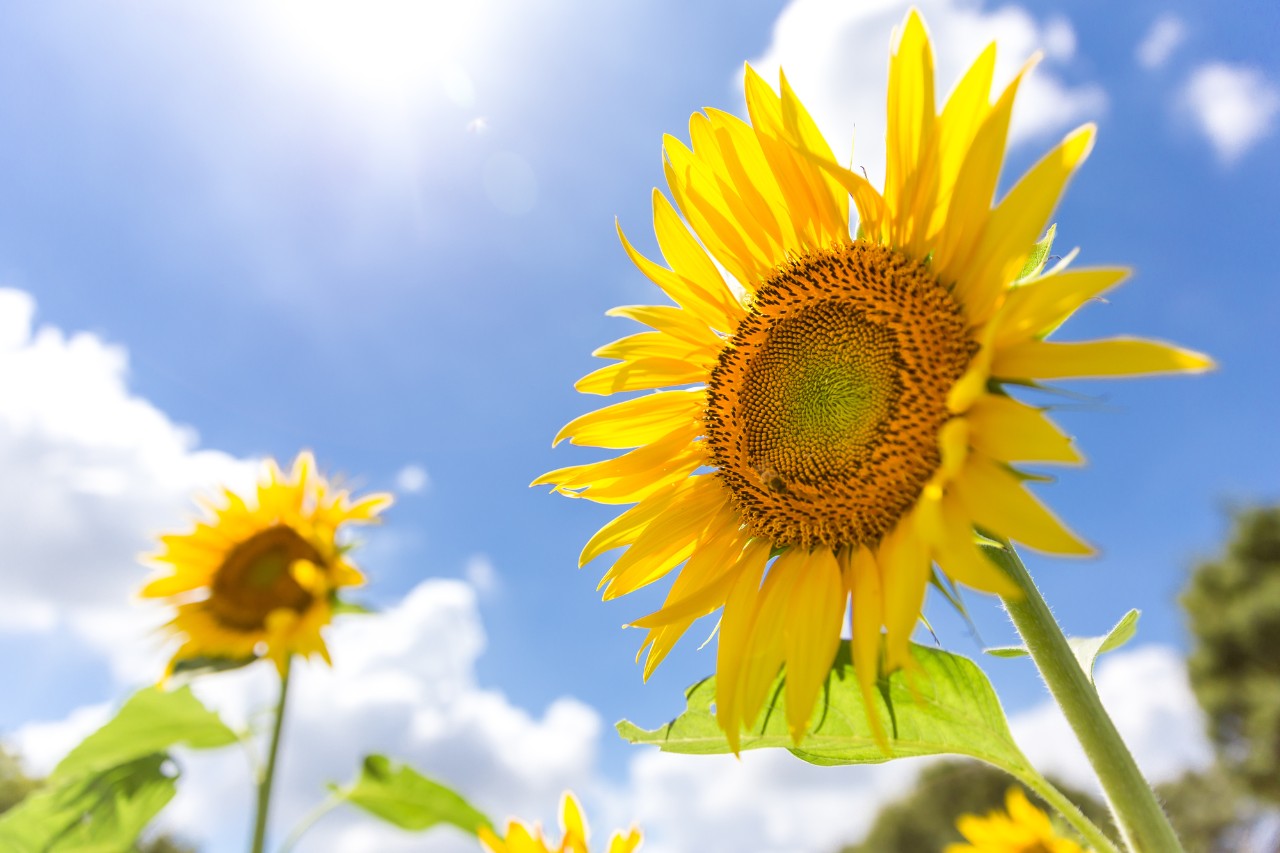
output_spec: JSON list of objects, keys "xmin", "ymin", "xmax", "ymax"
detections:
[
  {"xmin": 617, "ymin": 212, "xmax": 739, "ymax": 334},
  {"xmin": 737, "ymin": 551, "xmax": 795, "ymax": 733},
  {"xmin": 663, "ymin": 140, "xmax": 771, "ymax": 288},
  {"xmin": 576, "ymin": 479, "xmax": 690, "ymax": 567},
  {"xmin": 966, "ymin": 394, "xmax": 1082, "ymax": 465},
  {"xmin": 918, "ymin": 489, "xmax": 1020, "ymax": 598},
  {"xmin": 715, "ymin": 546, "xmax": 771, "ymax": 752},
  {"xmin": 885, "ymin": 9, "xmax": 938, "ymax": 253},
  {"xmin": 599, "ymin": 476, "xmax": 727, "ymax": 597},
  {"xmin": 952, "ymin": 453, "xmax": 1093, "ymax": 555},
  {"xmin": 651, "ymin": 190, "xmax": 744, "ymax": 323},
  {"xmin": 783, "ymin": 546, "xmax": 845, "ymax": 744},
  {"xmin": 932, "ymin": 55, "xmax": 1034, "ymax": 291},
  {"xmin": 591, "ymin": 330, "xmax": 718, "ymax": 365},
  {"xmin": 605, "ymin": 303, "xmax": 723, "ymax": 348},
  {"xmin": 631, "ymin": 521, "xmax": 752, "ymax": 629},
  {"xmin": 930, "ymin": 41, "xmax": 996, "ymax": 240},
  {"xmin": 878, "ymin": 514, "xmax": 930, "ymax": 672},
  {"xmin": 994, "ymin": 268, "xmax": 1129, "ymax": 346},
  {"xmin": 961, "ymin": 123, "xmax": 1096, "ymax": 323},
  {"xmin": 531, "ymin": 426, "xmax": 702, "ymax": 504},
  {"xmin": 560, "ymin": 791, "xmax": 588, "ymax": 845},
  {"xmin": 993, "ymin": 337, "xmax": 1216, "ymax": 380},
  {"xmin": 847, "ymin": 546, "xmax": 888, "ymax": 749},
  {"xmin": 553, "ymin": 390, "xmax": 705, "ymax": 449},
  {"xmin": 575, "ymin": 355, "xmax": 709, "ymax": 396}
]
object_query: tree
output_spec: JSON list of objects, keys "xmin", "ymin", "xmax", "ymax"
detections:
[
  {"xmin": 838, "ymin": 759, "xmax": 1114, "ymax": 853},
  {"xmin": 0, "ymin": 745, "xmax": 40, "ymax": 814},
  {"xmin": 1183, "ymin": 506, "xmax": 1280, "ymax": 805}
]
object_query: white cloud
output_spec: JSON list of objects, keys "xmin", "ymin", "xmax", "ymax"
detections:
[
  {"xmin": 746, "ymin": 0, "xmax": 1106, "ymax": 190},
  {"xmin": 1181, "ymin": 63, "xmax": 1280, "ymax": 165},
  {"xmin": 464, "ymin": 554, "xmax": 500, "ymax": 596},
  {"xmin": 1136, "ymin": 14, "xmax": 1187, "ymax": 70},
  {"xmin": 0, "ymin": 288, "xmax": 255, "ymax": 680},
  {"xmin": 395, "ymin": 463, "xmax": 430, "ymax": 494},
  {"xmin": 15, "ymin": 579, "xmax": 602, "ymax": 853}
]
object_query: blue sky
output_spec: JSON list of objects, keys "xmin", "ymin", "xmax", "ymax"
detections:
[{"xmin": 0, "ymin": 0, "xmax": 1277, "ymax": 850}]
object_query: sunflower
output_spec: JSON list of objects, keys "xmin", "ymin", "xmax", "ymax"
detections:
[
  {"xmin": 479, "ymin": 791, "xmax": 642, "ymax": 853},
  {"xmin": 948, "ymin": 788, "xmax": 1091, "ymax": 853},
  {"xmin": 536, "ymin": 10, "xmax": 1211, "ymax": 749},
  {"xmin": 140, "ymin": 451, "xmax": 391, "ymax": 674}
]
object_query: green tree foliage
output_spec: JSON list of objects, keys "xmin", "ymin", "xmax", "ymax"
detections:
[
  {"xmin": 0, "ymin": 745, "xmax": 40, "ymax": 814},
  {"xmin": 1156, "ymin": 767, "xmax": 1246, "ymax": 853},
  {"xmin": 837, "ymin": 759, "xmax": 1114, "ymax": 853},
  {"xmin": 1183, "ymin": 506, "xmax": 1280, "ymax": 805}
]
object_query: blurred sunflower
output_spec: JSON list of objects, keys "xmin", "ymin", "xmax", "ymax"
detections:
[
  {"xmin": 479, "ymin": 791, "xmax": 642, "ymax": 853},
  {"xmin": 536, "ymin": 10, "xmax": 1211, "ymax": 748},
  {"xmin": 141, "ymin": 451, "xmax": 391, "ymax": 674},
  {"xmin": 948, "ymin": 788, "xmax": 1090, "ymax": 853}
]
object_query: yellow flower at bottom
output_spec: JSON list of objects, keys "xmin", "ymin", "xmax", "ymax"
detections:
[
  {"xmin": 536, "ymin": 8, "xmax": 1213, "ymax": 750},
  {"xmin": 948, "ymin": 788, "xmax": 1090, "ymax": 853},
  {"xmin": 479, "ymin": 792, "xmax": 642, "ymax": 853},
  {"xmin": 140, "ymin": 451, "xmax": 392, "ymax": 674}
]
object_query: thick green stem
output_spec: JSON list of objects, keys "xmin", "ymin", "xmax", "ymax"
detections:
[
  {"xmin": 250, "ymin": 658, "xmax": 293, "ymax": 853},
  {"xmin": 991, "ymin": 541, "xmax": 1184, "ymax": 853}
]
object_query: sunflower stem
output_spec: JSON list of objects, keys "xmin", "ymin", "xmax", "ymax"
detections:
[
  {"xmin": 992, "ymin": 541, "xmax": 1185, "ymax": 853},
  {"xmin": 250, "ymin": 658, "xmax": 292, "ymax": 853},
  {"xmin": 1004, "ymin": 764, "xmax": 1120, "ymax": 853}
]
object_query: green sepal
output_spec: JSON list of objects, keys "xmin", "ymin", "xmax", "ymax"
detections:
[
  {"xmin": 618, "ymin": 641, "xmax": 1030, "ymax": 773},
  {"xmin": 986, "ymin": 609, "xmax": 1140, "ymax": 684},
  {"xmin": 1015, "ymin": 224, "xmax": 1056, "ymax": 283},
  {"xmin": 331, "ymin": 755, "xmax": 493, "ymax": 835},
  {"xmin": 331, "ymin": 598, "xmax": 378, "ymax": 617},
  {"xmin": 170, "ymin": 654, "xmax": 259, "ymax": 679}
]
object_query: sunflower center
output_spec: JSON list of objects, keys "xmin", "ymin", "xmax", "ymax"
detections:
[
  {"xmin": 705, "ymin": 241, "xmax": 976, "ymax": 549},
  {"xmin": 208, "ymin": 525, "xmax": 322, "ymax": 632}
]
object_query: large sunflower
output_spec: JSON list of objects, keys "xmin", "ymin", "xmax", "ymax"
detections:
[
  {"xmin": 480, "ymin": 791, "xmax": 642, "ymax": 853},
  {"xmin": 536, "ymin": 11, "xmax": 1211, "ymax": 748},
  {"xmin": 141, "ymin": 452, "xmax": 391, "ymax": 674},
  {"xmin": 948, "ymin": 788, "xmax": 1091, "ymax": 853}
]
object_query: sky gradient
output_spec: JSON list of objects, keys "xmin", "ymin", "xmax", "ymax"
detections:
[{"xmin": 1, "ymin": 0, "xmax": 1277, "ymax": 850}]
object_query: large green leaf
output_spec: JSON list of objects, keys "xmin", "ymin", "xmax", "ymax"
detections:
[
  {"xmin": 987, "ymin": 609, "xmax": 1140, "ymax": 684},
  {"xmin": 335, "ymin": 755, "xmax": 492, "ymax": 835},
  {"xmin": 0, "ymin": 754, "xmax": 177, "ymax": 852},
  {"xmin": 618, "ymin": 642, "xmax": 1029, "ymax": 772},
  {"xmin": 52, "ymin": 686, "xmax": 239, "ymax": 783}
]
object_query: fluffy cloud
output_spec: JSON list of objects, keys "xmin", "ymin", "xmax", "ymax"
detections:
[
  {"xmin": 395, "ymin": 463, "xmax": 430, "ymax": 494},
  {"xmin": 0, "ymin": 288, "xmax": 254, "ymax": 680},
  {"xmin": 1136, "ymin": 14, "xmax": 1187, "ymax": 70},
  {"xmin": 746, "ymin": 0, "xmax": 1106, "ymax": 189},
  {"xmin": 1181, "ymin": 63, "xmax": 1280, "ymax": 165},
  {"xmin": 14, "ymin": 579, "xmax": 603, "ymax": 853}
]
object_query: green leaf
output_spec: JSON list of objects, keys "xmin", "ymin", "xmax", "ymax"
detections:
[
  {"xmin": 336, "ymin": 755, "xmax": 492, "ymax": 835},
  {"xmin": 52, "ymin": 686, "xmax": 238, "ymax": 783},
  {"xmin": 0, "ymin": 754, "xmax": 177, "ymax": 852},
  {"xmin": 1015, "ymin": 224, "xmax": 1056, "ymax": 283},
  {"xmin": 1071, "ymin": 609, "xmax": 1140, "ymax": 681},
  {"xmin": 170, "ymin": 654, "xmax": 258, "ymax": 678},
  {"xmin": 985, "ymin": 609, "xmax": 1140, "ymax": 684},
  {"xmin": 618, "ymin": 642, "xmax": 1030, "ymax": 773},
  {"xmin": 331, "ymin": 599, "xmax": 377, "ymax": 617}
]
